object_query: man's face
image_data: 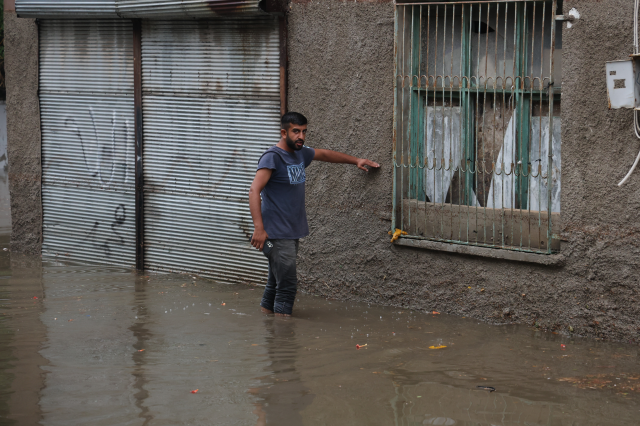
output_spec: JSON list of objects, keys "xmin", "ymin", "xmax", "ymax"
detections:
[{"xmin": 282, "ymin": 124, "xmax": 307, "ymax": 151}]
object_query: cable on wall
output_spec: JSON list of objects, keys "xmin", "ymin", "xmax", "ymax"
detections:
[{"xmin": 618, "ymin": 0, "xmax": 640, "ymax": 186}]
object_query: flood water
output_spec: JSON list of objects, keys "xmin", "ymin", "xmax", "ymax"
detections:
[{"xmin": 1, "ymin": 237, "xmax": 640, "ymax": 425}]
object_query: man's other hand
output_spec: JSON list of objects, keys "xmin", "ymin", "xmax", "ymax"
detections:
[
  {"xmin": 251, "ymin": 229, "xmax": 269, "ymax": 251},
  {"xmin": 356, "ymin": 158, "xmax": 380, "ymax": 172}
]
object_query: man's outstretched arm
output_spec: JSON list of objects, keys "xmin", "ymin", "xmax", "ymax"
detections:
[
  {"xmin": 249, "ymin": 168, "xmax": 273, "ymax": 251},
  {"xmin": 314, "ymin": 148, "xmax": 380, "ymax": 171}
]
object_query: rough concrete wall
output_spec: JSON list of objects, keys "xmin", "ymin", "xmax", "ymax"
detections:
[
  {"xmin": 289, "ymin": 0, "xmax": 640, "ymax": 342},
  {"xmin": 5, "ymin": 13, "xmax": 42, "ymax": 255}
]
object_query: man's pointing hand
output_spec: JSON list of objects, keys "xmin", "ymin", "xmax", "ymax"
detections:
[{"xmin": 356, "ymin": 158, "xmax": 380, "ymax": 172}]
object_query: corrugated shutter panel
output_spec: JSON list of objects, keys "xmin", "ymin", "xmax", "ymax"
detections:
[
  {"xmin": 142, "ymin": 17, "xmax": 280, "ymax": 283},
  {"xmin": 117, "ymin": 0, "xmax": 263, "ymax": 18},
  {"xmin": 16, "ymin": 0, "xmax": 262, "ymax": 19},
  {"xmin": 41, "ymin": 20, "xmax": 136, "ymax": 266},
  {"xmin": 17, "ymin": 1, "xmax": 119, "ymax": 18}
]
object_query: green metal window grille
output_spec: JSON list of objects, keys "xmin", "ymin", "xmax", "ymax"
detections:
[{"xmin": 393, "ymin": 0, "xmax": 562, "ymax": 254}]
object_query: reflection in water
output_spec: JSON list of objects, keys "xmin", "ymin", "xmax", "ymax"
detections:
[
  {"xmin": 388, "ymin": 367, "xmax": 560, "ymax": 425},
  {"xmin": 250, "ymin": 317, "xmax": 314, "ymax": 426},
  {"xmin": 130, "ymin": 273, "xmax": 153, "ymax": 425},
  {"xmin": 0, "ymin": 249, "xmax": 15, "ymax": 426},
  {"xmin": 0, "ymin": 249, "xmax": 639, "ymax": 424},
  {"xmin": 0, "ymin": 237, "xmax": 48, "ymax": 426}
]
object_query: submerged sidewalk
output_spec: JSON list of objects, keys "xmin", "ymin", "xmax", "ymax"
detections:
[{"xmin": 1, "ymin": 245, "xmax": 640, "ymax": 425}]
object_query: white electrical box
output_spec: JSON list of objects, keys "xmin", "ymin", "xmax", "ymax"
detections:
[{"xmin": 606, "ymin": 59, "xmax": 640, "ymax": 109}]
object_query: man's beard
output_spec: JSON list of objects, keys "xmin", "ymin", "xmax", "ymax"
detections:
[{"xmin": 286, "ymin": 136, "xmax": 304, "ymax": 151}]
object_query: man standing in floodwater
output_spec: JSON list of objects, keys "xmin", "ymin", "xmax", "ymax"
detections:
[{"xmin": 249, "ymin": 112, "xmax": 379, "ymax": 316}]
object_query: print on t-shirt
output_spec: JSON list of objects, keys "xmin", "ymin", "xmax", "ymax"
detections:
[{"xmin": 287, "ymin": 162, "xmax": 306, "ymax": 185}]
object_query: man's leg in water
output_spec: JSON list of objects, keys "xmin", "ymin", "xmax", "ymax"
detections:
[
  {"xmin": 259, "ymin": 239, "xmax": 298, "ymax": 316},
  {"xmin": 260, "ymin": 261, "xmax": 277, "ymax": 313}
]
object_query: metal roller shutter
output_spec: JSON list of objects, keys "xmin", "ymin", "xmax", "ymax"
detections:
[
  {"xmin": 41, "ymin": 20, "xmax": 136, "ymax": 266},
  {"xmin": 117, "ymin": 0, "xmax": 263, "ymax": 19},
  {"xmin": 142, "ymin": 17, "xmax": 280, "ymax": 283},
  {"xmin": 16, "ymin": 0, "xmax": 264, "ymax": 19}
]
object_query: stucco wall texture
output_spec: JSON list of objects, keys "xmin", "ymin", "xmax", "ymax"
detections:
[
  {"xmin": 289, "ymin": 0, "xmax": 640, "ymax": 342},
  {"xmin": 5, "ymin": 12, "xmax": 42, "ymax": 255}
]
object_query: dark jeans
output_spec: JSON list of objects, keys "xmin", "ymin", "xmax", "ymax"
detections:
[{"xmin": 260, "ymin": 239, "xmax": 299, "ymax": 315}]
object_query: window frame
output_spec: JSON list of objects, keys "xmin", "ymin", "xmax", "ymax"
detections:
[{"xmin": 393, "ymin": 0, "xmax": 561, "ymax": 254}]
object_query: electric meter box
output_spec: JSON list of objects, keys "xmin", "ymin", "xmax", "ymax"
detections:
[{"xmin": 606, "ymin": 58, "xmax": 640, "ymax": 109}]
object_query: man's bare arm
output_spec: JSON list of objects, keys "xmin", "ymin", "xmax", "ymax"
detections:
[
  {"xmin": 313, "ymin": 148, "xmax": 380, "ymax": 171},
  {"xmin": 249, "ymin": 168, "xmax": 273, "ymax": 251}
]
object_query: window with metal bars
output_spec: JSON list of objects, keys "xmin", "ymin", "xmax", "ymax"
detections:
[{"xmin": 393, "ymin": 0, "xmax": 562, "ymax": 254}]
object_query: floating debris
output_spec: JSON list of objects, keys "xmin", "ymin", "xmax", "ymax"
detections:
[{"xmin": 558, "ymin": 374, "xmax": 640, "ymax": 393}]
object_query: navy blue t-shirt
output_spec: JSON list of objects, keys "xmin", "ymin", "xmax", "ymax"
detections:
[{"xmin": 257, "ymin": 145, "xmax": 315, "ymax": 239}]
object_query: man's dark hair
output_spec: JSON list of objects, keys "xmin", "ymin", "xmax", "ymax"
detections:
[{"xmin": 281, "ymin": 112, "xmax": 307, "ymax": 129}]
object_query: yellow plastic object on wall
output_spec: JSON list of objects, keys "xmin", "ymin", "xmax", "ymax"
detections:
[{"xmin": 388, "ymin": 228, "xmax": 408, "ymax": 243}]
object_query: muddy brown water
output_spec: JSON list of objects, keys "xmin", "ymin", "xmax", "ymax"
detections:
[{"xmin": 1, "ymin": 237, "xmax": 640, "ymax": 425}]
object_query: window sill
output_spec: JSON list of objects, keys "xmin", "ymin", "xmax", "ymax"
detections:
[{"xmin": 393, "ymin": 238, "xmax": 565, "ymax": 266}]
